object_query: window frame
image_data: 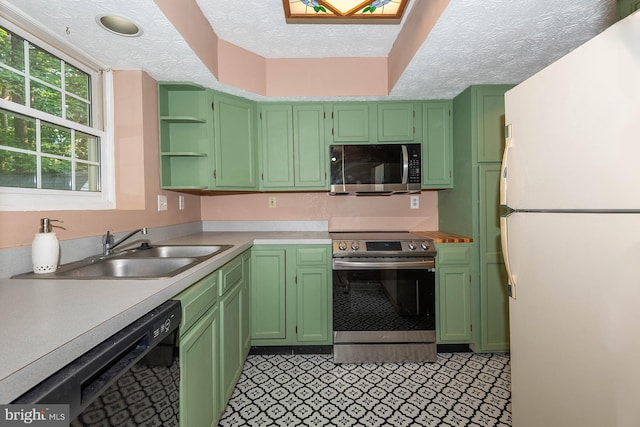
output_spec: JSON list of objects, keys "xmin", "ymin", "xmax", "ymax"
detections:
[{"xmin": 0, "ymin": 14, "xmax": 115, "ymax": 211}]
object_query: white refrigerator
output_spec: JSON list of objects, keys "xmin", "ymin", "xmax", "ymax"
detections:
[{"xmin": 500, "ymin": 12, "xmax": 640, "ymax": 427}]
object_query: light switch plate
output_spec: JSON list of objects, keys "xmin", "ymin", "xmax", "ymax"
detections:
[
  {"xmin": 178, "ymin": 195, "xmax": 185, "ymax": 210},
  {"xmin": 268, "ymin": 196, "xmax": 276, "ymax": 208},
  {"xmin": 157, "ymin": 195, "xmax": 168, "ymax": 211}
]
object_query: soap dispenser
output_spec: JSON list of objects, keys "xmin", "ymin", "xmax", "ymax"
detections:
[{"xmin": 32, "ymin": 218, "xmax": 63, "ymax": 274}]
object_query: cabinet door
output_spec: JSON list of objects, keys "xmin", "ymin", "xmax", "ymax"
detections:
[
  {"xmin": 251, "ymin": 249, "xmax": 287, "ymax": 340},
  {"xmin": 422, "ymin": 101, "xmax": 452, "ymax": 188},
  {"xmin": 377, "ymin": 102, "xmax": 415, "ymax": 142},
  {"xmin": 475, "ymin": 86, "xmax": 510, "ymax": 163},
  {"xmin": 436, "ymin": 244, "xmax": 472, "ymax": 343},
  {"xmin": 241, "ymin": 251, "xmax": 251, "ymax": 356},
  {"xmin": 219, "ymin": 284, "xmax": 243, "ymax": 406},
  {"xmin": 179, "ymin": 306, "xmax": 219, "ymax": 427},
  {"xmin": 293, "ymin": 104, "xmax": 327, "ymax": 188},
  {"xmin": 213, "ymin": 92, "xmax": 257, "ymax": 188},
  {"xmin": 261, "ymin": 104, "xmax": 295, "ymax": 188},
  {"xmin": 295, "ymin": 267, "xmax": 330, "ymax": 343},
  {"xmin": 478, "ymin": 163, "xmax": 510, "ymax": 352},
  {"xmin": 332, "ymin": 103, "xmax": 371, "ymax": 142},
  {"xmin": 618, "ymin": 0, "xmax": 640, "ymax": 19}
]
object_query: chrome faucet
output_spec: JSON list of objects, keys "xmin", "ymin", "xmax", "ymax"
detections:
[{"xmin": 103, "ymin": 227, "xmax": 148, "ymax": 256}]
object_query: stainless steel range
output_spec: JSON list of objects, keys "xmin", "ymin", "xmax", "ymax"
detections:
[{"xmin": 331, "ymin": 231, "xmax": 437, "ymax": 363}]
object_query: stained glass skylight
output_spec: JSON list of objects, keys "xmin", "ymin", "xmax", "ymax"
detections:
[{"xmin": 283, "ymin": 0, "xmax": 409, "ymax": 23}]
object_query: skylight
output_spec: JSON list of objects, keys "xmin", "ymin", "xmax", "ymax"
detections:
[{"xmin": 283, "ymin": 0, "xmax": 409, "ymax": 24}]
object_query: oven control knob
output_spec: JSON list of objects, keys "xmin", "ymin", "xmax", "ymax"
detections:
[
  {"xmin": 351, "ymin": 241, "xmax": 360, "ymax": 251},
  {"xmin": 338, "ymin": 241, "xmax": 347, "ymax": 251},
  {"xmin": 421, "ymin": 241, "xmax": 430, "ymax": 250},
  {"xmin": 408, "ymin": 241, "xmax": 417, "ymax": 250}
]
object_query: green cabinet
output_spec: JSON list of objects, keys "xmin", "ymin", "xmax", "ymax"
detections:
[
  {"xmin": 259, "ymin": 103, "xmax": 327, "ymax": 189},
  {"xmin": 478, "ymin": 163, "xmax": 510, "ymax": 351},
  {"xmin": 158, "ymin": 82, "xmax": 212, "ymax": 190},
  {"xmin": 421, "ymin": 100, "xmax": 453, "ymax": 189},
  {"xmin": 251, "ymin": 245, "xmax": 332, "ymax": 346},
  {"xmin": 218, "ymin": 253, "xmax": 250, "ymax": 406},
  {"xmin": 174, "ymin": 271, "xmax": 220, "ymax": 427},
  {"xmin": 213, "ymin": 92, "xmax": 258, "ymax": 189},
  {"xmin": 439, "ymin": 84, "xmax": 512, "ymax": 353},
  {"xmin": 436, "ymin": 243, "xmax": 472, "ymax": 344},
  {"xmin": 377, "ymin": 102, "xmax": 416, "ymax": 142},
  {"xmin": 251, "ymin": 248, "xmax": 287, "ymax": 339},
  {"xmin": 618, "ymin": 0, "xmax": 640, "ymax": 19},
  {"xmin": 331, "ymin": 103, "xmax": 371, "ymax": 142}
]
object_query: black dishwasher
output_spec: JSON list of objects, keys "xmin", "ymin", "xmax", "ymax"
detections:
[{"xmin": 13, "ymin": 300, "xmax": 181, "ymax": 426}]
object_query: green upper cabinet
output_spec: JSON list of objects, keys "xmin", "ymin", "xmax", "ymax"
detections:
[
  {"xmin": 212, "ymin": 92, "xmax": 258, "ymax": 189},
  {"xmin": 158, "ymin": 82, "xmax": 213, "ymax": 190},
  {"xmin": 475, "ymin": 86, "xmax": 510, "ymax": 162},
  {"xmin": 618, "ymin": 0, "xmax": 640, "ymax": 19},
  {"xmin": 260, "ymin": 104, "xmax": 295, "ymax": 188},
  {"xmin": 377, "ymin": 102, "xmax": 416, "ymax": 142},
  {"xmin": 293, "ymin": 104, "xmax": 327, "ymax": 188},
  {"xmin": 331, "ymin": 103, "xmax": 371, "ymax": 142},
  {"xmin": 421, "ymin": 100, "xmax": 452, "ymax": 189},
  {"xmin": 259, "ymin": 103, "xmax": 327, "ymax": 190}
]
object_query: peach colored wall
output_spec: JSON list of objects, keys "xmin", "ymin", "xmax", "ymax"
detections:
[
  {"xmin": 200, "ymin": 191, "xmax": 439, "ymax": 231},
  {"xmin": 0, "ymin": 70, "xmax": 201, "ymax": 249},
  {"xmin": 218, "ymin": 40, "xmax": 266, "ymax": 95},
  {"xmin": 154, "ymin": 0, "xmax": 219, "ymax": 77},
  {"xmin": 388, "ymin": 0, "xmax": 450, "ymax": 91},
  {"xmin": 266, "ymin": 57, "xmax": 388, "ymax": 97}
]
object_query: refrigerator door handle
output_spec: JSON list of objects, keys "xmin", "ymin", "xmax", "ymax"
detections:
[
  {"xmin": 500, "ymin": 215, "xmax": 517, "ymax": 300},
  {"xmin": 500, "ymin": 124, "xmax": 513, "ymax": 207}
]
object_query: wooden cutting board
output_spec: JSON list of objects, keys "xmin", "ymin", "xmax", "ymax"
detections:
[{"xmin": 411, "ymin": 231, "xmax": 473, "ymax": 243}]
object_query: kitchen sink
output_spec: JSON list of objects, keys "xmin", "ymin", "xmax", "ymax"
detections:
[
  {"xmin": 55, "ymin": 257, "xmax": 198, "ymax": 278},
  {"xmin": 123, "ymin": 245, "xmax": 233, "ymax": 259},
  {"xmin": 12, "ymin": 244, "xmax": 234, "ymax": 279}
]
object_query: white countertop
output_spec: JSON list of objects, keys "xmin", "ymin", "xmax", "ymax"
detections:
[{"xmin": 0, "ymin": 231, "xmax": 330, "ymax": 403}]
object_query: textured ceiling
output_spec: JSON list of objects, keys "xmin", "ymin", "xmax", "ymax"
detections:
[{"xmin": 1, "ymin": 0, "xmax": 617, "ymax": 100}]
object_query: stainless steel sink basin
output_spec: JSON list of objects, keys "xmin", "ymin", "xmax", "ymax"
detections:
[
  {"xmin": 55, "ymin": 257, "xmax": 198, "ymax": 278},
  {"xmin": 123, "ymin": 245, "xmax": 233, "ymax": 259},
  {"xmin": 12, "ymin": 244, "xmax": 234, "ymax": 279}
]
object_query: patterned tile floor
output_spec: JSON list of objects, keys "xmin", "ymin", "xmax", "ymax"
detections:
[{"xmin": 219, "ymin": 352, "xmax": 511, "ymax": 426}]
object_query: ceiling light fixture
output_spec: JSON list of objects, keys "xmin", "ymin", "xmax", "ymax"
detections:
[
  {"xmin": 96, "ymin": 14, "xmax": 143, "ymax": 37},
  {"xmin": 283, "ymin": 0, "xmax": 409, "ymax": 24}
]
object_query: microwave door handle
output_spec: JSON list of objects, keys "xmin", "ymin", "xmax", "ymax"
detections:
[{"xmin": 401, "ymin": 145, "xmax": 409, "ymax": 184}]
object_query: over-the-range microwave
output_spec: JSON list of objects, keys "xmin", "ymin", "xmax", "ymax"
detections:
[{"xmin": 329, "ymin": 143, "xmax": 422, "ymax": 195}]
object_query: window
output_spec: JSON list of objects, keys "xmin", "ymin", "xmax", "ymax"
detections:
[{"xmin": 0, "ymin": 16, "xmax": 113, "ymax": 211}]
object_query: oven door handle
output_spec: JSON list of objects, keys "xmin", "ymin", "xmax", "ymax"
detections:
[{"xmin": 332, "ymin": 259, "xmax": 435, "ymax": 270}]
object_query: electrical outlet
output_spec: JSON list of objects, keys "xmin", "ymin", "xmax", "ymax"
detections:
[
  {"xmin": 410, "ymin": 195, "xmax": 419, "ymax": 209},
  {"xmin": 178, "ymin": 195, "xmax": 185, "ymax": 211},
  {"xmin": 157, "ymin": 195, "xmax": 168, "ymax": 211},
  {"xmin": 268, "ymin": 196, "xmax": 276, "ymax": 208}
]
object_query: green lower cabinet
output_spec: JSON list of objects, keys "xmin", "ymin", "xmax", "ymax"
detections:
[
  {"xmin": 251, "ymin": 245, "xmax": 332, "ymax": 346},
  {"xmin": 436, "ymin": 243, "xmax": 473, "ymax": 344},
  {"xmin": 174, "ymin": 271, "xmax": 220, "ymax": 427},
  {"xmin": 296, "ymin": 266, "xmax": 330, "ymax": 342},
  {"xmin": 218, "ymin": 252, "xmax": 250, "ymax": 407},
  {"xmin": 219, "ymin": 283, "xmax": 242, "ymax": 406},
  {"xmin": 241, "ymin": 250, "xmax": 252, "ymax": 355}
]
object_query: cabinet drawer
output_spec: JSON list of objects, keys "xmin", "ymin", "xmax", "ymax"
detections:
[
  {"xmin": 296, "ymin": 247, "xmax": 329, "ymax": 265},
  {"xmin": 437, "ymin": 245, "xmax": 471, "ymax": 265},
  {"xmin": 220, "ymin": 256, "xmax": 244, "ymax": 296},
  {"xmin": 174, "ymin": 271, "xmax": 218, "ymax": 335}
]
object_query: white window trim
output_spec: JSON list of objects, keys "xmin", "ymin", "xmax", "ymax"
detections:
[{"xmin": 0, "ymin": 13, "xmax": 115, "ymax": 211}]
